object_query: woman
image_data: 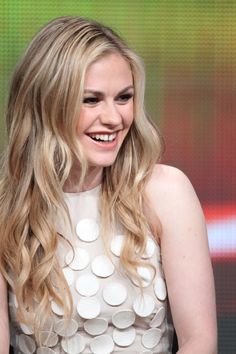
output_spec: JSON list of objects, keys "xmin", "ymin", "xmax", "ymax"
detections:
[{"xmin": 0, "ymin": 16, "xmax": 217, "ymax": 353}]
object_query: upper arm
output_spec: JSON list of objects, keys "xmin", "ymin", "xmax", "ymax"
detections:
[
  {"xmin": 0, "ymin": 272, "xmax": 9, "ymax": 352},
  {"xmin": 145, "ymin": 165, "xmax": 217, "ymax": 349}
]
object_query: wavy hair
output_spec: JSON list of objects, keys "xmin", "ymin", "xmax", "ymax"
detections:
[{"xmin": 0, "ymin": 16, "xmax": 163, "ymax": 339}]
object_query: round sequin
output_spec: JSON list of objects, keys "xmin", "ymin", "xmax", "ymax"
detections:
[
  {"xmin": 131, "ymin": 266, "xmax": 153, "ymax": 287},
  {"xmin": 112, "ymin": 309, "xmax": 136, "ymax": 329},
  {"xmin": 84, "ymin": 318, "xmax": 108, "ymax": 336},
  {"xmin": 76, "ymin": 218, "xmax": 99, "ymax": 242},
  {"xmin": 90, "ymin": 334, "xmax": 114, "ymax": 354},
  {"xmin": 113, "ymin": 326, "xmax": 136, "ymax": 347},
  {"xmin": 154, "ymin": 277, "xmax": 167, "ymax": 301},
  {"xmin": 61, "ymin": 333, "xmax": 85, "ymax": 353},
  {"xmin": 110, "ymin": 235, "xmax": 124, "ymax": 257},
  {"xmin": 142, "ymin": 328, "xmax": 162, "ymax": 349},
  {"xmin": 103, "ymin": 282, "xmax": 127, "ymax": 306},
  {"xmin": 39, "ymin": 331, "xmax": 58, "ymax": 347},
  {"xmin": 20, "ymin": 323, "xmax": 34, "ymax": 335},
  {"xmin": 54, "ymin": 319, "xmax": 78, "ymax": 337},
  {"xmin": 77, "ymin": 297, "xmax": 101, "ymax": 319},
  {"xmin": 65, "ymin": 247, "xmax": 90, "ymax": 270},
  {"xmin": 51, "ymin": 301, "xmax": 64, "ymax": 316},
  {"xmin": 76, "ymin": 274, "xmax": 99, "ymax": 296},
  {"xmin": 133, "ymin": 294, "xmax": 155, "ymax": 317},
  {"xmin": 62, "ymin": 267, "xmax": 74, "ymax": 286},
  {"xmin": 141, "ymin": 238, "xmax": 156, "ymax": 259},
  {"xmin": 150, "ymin": 306, "xmax": 166, "ymax": 327},
  {"xmin": 91, "ymin": 255, "xmax": 115, "ymax": 278},
  {"xmin": 37, "ymin": 348, "xmax": 56, "ymax": 354},
  {"xmin": 41, "ymin": 318, "xmax": 54, "ymax": 332},
  {"xmin": 19, "ymin": 334, "xmax": 36, "ymax": 354}
]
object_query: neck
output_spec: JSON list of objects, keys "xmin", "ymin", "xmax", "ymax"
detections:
[{"xmin": 63, "ymin": 165, "xmax": 103, "ymax": 193}]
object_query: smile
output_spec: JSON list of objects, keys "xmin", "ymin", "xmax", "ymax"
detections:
[{"xmin": 88, "ymin": 133, "xmax": 117, "ymax": 142}]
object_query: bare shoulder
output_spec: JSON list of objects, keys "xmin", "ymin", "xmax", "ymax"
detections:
[
  {"xmin": 145, "ymin": 164, "xmax": 204, "ymax": 229},
  {"xmin": 145, "ymin": 164, "xmax": 199, "ymax": 204}
]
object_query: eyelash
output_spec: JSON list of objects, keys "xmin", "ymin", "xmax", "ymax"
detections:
[
  {"xmin": 118, "ymin": 93, "xmax": 133, "ymax": 103},
  {"xmin": 83, "ymin": 97, "xmax": 99, "ymax": 104},
  {"xmin": 83, "ymin": 93, "xmax": 133, "ymax": 105}
]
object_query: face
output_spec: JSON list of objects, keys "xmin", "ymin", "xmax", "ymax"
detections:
[{"xmin": 77, "ymin": 53, "xmax": 134, "ymax": 171}]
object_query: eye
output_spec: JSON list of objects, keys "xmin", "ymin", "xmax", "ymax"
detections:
[
  {"xmin": 117, "ymin": 93, "xmax": 133, "ymax": 103},
  {"xmin": 83, "ymin": 96, "xmax": 99, "ymax": 105}
]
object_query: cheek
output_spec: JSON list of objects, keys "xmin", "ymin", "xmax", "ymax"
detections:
[
  {"xmin": 76, "ymin": 109, "xmax": 90, "ymax": 135},
  {"xmin": 124, "ymin": 103, "xmax": 134, "ymax": 128}
]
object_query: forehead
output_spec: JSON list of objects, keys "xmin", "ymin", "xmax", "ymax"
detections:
[{"xmin": 84, "ymin": 53, "xmax": 133, "ymax": 90}]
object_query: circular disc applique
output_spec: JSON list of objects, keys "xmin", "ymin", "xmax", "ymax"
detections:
[
  {"xmin": 103, "ymin": 282, "xmax": 127, "ymax": 306},
  {"xmin": 90, "ymin": 334, "xmax": 114, "ymax": 354},
  {"xmin": 142, "ymin": 328, "xmax": 162, "ymax": 349},
  {"xmin": 76, "ymin": 218, "xmax": 99, "ymax": 242},
  {"xmin": 54, "ymin": 318, "xmax": 78, "ymax": 337},
  {"xmin": 91, "ymin": 255, "xmax": 115, "ymax": 278},
  {"xmin": 65, "ymin": 247, "xmax": 90, "ymax": 271},
  {"xmin": 77, "ymin": 297, "xmax": 101, "ymax": 319},
  {"xmin": 131, "ymin": 266, "xmax": 153, "ymax": 288},
  {"xmin": 39, "ymin": 331, "xmax": 58, "ymax": 347},
  {"xmin": 112, "ymin": 309, "xmax": 136, "ymax": 329},
  {"xmin": 133, "ymin": 294, "xmax": 155, "ymax": 317},
  {"xmin": 150, "ymin": 306, "xmax": 166, "ymax": 328},
  {"xmin": 110, "ymin": 235, "xmax": 124, "ymax": 257},
  {"xmin": 113, "ymin": 326, "xmax": 136, "ymax": 347},
  {"xmin": 84, "ymin": 318, "xmax": 108, "ymax": 336},
  {"xmin": 141, "ymin": 238, "xmax": 156, "ymax": 259},
  {"xmin": 61, "ymin": 333, "xmax": 85, "ymax": 353},
  {"xmin": 20, "ymin": 323, "xmax": 34, "ymax": 335},
  {"xmin": 51, "ymin": 300, "xmax": 64, "ymax": 316},
  {"xmin": 76, "ymin": 274, "xmax": 99, "ymax": 297},
  {"xmin": 62, "ymin": 267, "xmax": 74, "ymax": 287},
  {"xmin": 18, "ymin": 334, "xmax": 36, "ymax": 354},
  {"xmin": 37, "ymin": 348, "xmax": 56, "ymax": 354},
  {"xmin": 154, "ymin": 277, "xmax": 167, "ymax": 301}
]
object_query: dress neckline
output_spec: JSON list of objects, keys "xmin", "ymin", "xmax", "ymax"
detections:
[{"xmin": 63, "ymin": 183, "xmax": 101, "ymax": 198}]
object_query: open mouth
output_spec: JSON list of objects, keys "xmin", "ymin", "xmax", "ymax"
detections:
[{"xmin": 88, "ymin": 133, "xmax": 117, "ymax": 142}]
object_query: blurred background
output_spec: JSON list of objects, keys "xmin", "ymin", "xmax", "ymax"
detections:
[{"xmin": 0, "ymin": 1, "xmax": 235, "ymax": 353}]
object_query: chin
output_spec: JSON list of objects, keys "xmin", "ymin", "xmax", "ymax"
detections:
[
  {"xmin": 89, "ymin": 160, "xmax": 116, "ymax": 168},
  {"xmin": 86, "ymin": 153, "xmax": 120, "ymax": 168}
]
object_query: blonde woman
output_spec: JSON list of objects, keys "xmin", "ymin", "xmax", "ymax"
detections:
[{"xmin": 0, "ymin": 16, "xmax": 217, "ymax": 354}]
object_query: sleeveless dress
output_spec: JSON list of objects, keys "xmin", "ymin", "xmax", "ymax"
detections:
[{"xmin": 9, "ymin": 185, "xmax": 173, "ymax": 353}]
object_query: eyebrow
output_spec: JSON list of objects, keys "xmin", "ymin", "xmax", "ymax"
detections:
[{"xmin": 83, "ymin": 85, "xmax": 134, "ymax": 96}]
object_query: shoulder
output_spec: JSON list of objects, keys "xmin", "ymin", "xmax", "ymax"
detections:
[
  {"xmin": 144, "ymin": 164, "xmax": 204, "ymax": 232},
  {"xmin": 145, "ymin": 163, "xmax": 198, "ymax": 204}
]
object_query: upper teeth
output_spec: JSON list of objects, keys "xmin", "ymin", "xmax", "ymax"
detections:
[{"xmin": 90, "ymin": 133, "xmax": 116, "ymax": 142}]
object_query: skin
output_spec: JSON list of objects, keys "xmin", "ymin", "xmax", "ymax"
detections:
[
  {"xmin": 145, "ymin": 164, "xmax": 217, "ymax": 353},
  {"xmin": 0, "ymin": 272, "xmax": 9, "ymax": 353}
]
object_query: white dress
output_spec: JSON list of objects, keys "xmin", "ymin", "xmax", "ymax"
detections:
[{"xmin": 9, "ymin": 185, "xmax": 173, "ymax": 353}]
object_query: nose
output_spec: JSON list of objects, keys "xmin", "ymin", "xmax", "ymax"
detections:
[{"xmin": 100, "ymin": 101, "xmax": 122, "ymax": 127}]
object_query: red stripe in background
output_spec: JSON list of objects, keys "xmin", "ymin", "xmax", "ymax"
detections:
[
  {"xmin": 203, "ymin": 204, "xmax": 236, "ymax": 315},
  {"xmin": 204, "ymin": 203, "xmax": 236, "ymax": 260},
  {"xmin": 203, "ymin": 203, "xmax": 236, "ymax": 221}
]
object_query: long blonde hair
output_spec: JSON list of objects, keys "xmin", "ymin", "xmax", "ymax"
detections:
[{"xmin": 0, "ymin": 16, "xmax": 163, "ymax": 337}]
